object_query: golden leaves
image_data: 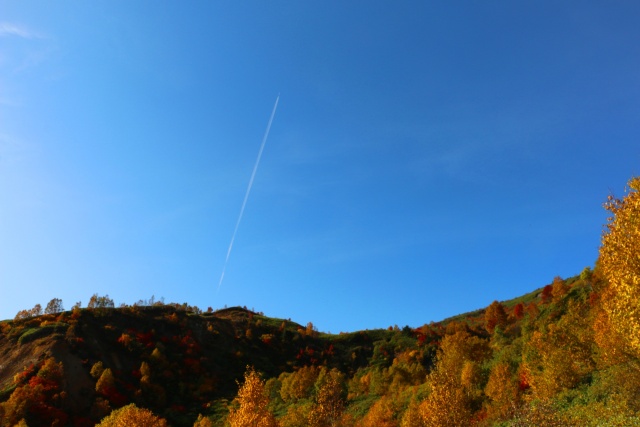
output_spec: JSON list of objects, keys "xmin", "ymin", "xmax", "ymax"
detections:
[
  {"xmin": 308, "ymin": 369, "xmax": 345, "ymax": 427},
  {"xmin": 96, "ymin": 403, "xmax": 168, "ymax": 427},
  {"xmin": 416, "ymin": 331, "xmax": 491, "ymax": 427},
  {"xmin": 600, "ymin": 176, "xmax": 640, "ymax": 358},
  {"xmin": 485, "ymin": 363, "xmax": 519, "ymax": 420},
  {"xmin": 227, "ymin": 367, "xmax": 277, "ymax": 427},
  {"xmin": 95, "ymin": 368, "xmax": 115, "ymax": 396}
]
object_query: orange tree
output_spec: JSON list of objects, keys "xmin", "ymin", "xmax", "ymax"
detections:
[{"xmin": 484, "ymin": 301, "xmax": 508, "ymax": 334}]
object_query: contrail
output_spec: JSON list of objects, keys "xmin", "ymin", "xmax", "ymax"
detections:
[{"xmin": 217, "ymin": 94, "xmax": 280, "ymax": 292}]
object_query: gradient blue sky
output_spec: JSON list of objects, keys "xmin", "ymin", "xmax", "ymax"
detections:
[{"xmin": 1, "ymin": 2, "xmax": 639, "ymax": 332}]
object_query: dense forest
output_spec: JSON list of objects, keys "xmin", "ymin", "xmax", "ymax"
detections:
[{"xmin": 1, "ymin": 176, "xmax": 640, "ymax": 426}]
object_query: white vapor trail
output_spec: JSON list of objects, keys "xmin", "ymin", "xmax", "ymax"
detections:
[{"xmin": 217, "ymin": 95, "xmax": 280, "ymax": 292}]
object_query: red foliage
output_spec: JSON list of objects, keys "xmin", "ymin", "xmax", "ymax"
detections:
[
  {"xmin": 179, "ymin": 333, "xmax": 201, "ymax": 354},
  {"xmin": 102, "ymin": 385, "xmax": 127, "ymax": 407},
  {"xmin": 518, "ymin": 371, "xmax": 530, "ymax": 391},
  {"xmin": 326, "ymin": 344, "xmax": 335, "ymax": 356},
  {"xmin": 485, "ymin": 300, "xmax": 508, "ymax": 334},
  {"xmin": 513, "ymin": 302, "xmax": 525, "ymax": 319},
  {"xmin": 15, "ymin": 363, "xmax": 37, "ymax": 384},
  {"xmin": 136, "ymin": 331, "xmax": 155, "ymax": 348},
  {"xmin": 9, "ymin": 360, "xmax": 69, "ymax": 427},
  {"xmin": 28, "ymin": 375, "xmax": 58, "ymax": 392}
]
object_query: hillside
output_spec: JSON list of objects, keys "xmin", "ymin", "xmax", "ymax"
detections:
[
  {"xmin": 0, "ymin": 272, "xmax": 605, "ymax": 426},
  {"xmin": 2, "ymin": 177, "xmax": 640, "ymax": 426},
  {"xmin": 0, "ymin": 303, "xmax": 407, "ymax": 426}
]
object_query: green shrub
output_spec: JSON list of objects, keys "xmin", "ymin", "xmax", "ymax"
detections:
[{"xmin": 18, "ymin": 323, "xmax": 68, "ymax": 345}]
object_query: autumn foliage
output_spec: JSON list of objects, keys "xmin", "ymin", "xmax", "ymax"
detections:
[
  {"xmin": 95, "ymin": 404, "xmax": 168, "ymax": 427},
  {"xmin": 227, "ymin": 367, "xmax": 277, "ymax": 427},
  {"xmin": 484, "ymin": 301, "xmax": 507, "ymax": 334},
  {"xmin": 600, "ymin": 177, "xmax": 640, "ymax": 358}
]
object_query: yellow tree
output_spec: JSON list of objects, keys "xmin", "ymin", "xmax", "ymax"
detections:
[
  {"xmin": 95, "ymin": 368, "xmax": 116, "ymax": 397},
  {"xmin": 309, "ymin": 368, "xmax": 345, "ymax": 427},
  {"xmin": 90, "ymin": 361, "xmax": 105, "ymax": 379},
  {"xmin": 484, "ymin": 362, "xmax": 519, "ymax": 421},
  {"xmin": 279, "ymin": 403, "xmax": 313, "ymax": 427},
  {"xmin": 599, "ymin": 176, "xmax": 640, "ymax": 358},
  {"xmin": 139, "ymin": 360, "xmax": 167, "ymax": 407},
  {"xmin": 418, "ymin": 331, "xmax": 491, "ymax": 426},
  {"xmin": 400, "ymin": 399, "xmax": 425, "ymax": 427},
  {"xmin": 193, "ymin": 414, "xmax": 215, "ymax": 427},
  {"xmin": 592, "ymin": 302, "xmax": 628, "ymax": 366},
  {"xmin": 419, "ymin": 367, "xmax": 471, "ymax": 427},
  {"xmin": 96, "ymin": 403, "xmax": 168, "ymax": 427},
  {"xmin": 227, "ymin": 367, "xmax": 277, "ymax": 427},
  {"xmin": 357, "ymin": 395, "xmax": 397, "ymax": 427},
  {"xmin": 522, "ymin": 299, "xmax": 595, "ymax": 400},
  {"xmin": 511, "ymin": 400, "xmax": 564, "ymax": 427}
]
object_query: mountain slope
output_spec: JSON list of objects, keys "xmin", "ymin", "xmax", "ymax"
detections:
[
  {"xmin": 0, "ymin": 268, "xmax": 636, "ymax": 426},
  {"xmin": 0, "ymin": 304, "xmax": 402, "ymax": 426}
]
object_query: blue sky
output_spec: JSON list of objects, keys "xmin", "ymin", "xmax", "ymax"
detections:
[{"xmin": 1, "ymin": 2, "xmax": 639, "ymax": 332}]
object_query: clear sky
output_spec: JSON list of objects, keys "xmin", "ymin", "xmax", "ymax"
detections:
[{"xmin": 1, "ymin": 2, "xmax": 639, "ymax": 333}]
